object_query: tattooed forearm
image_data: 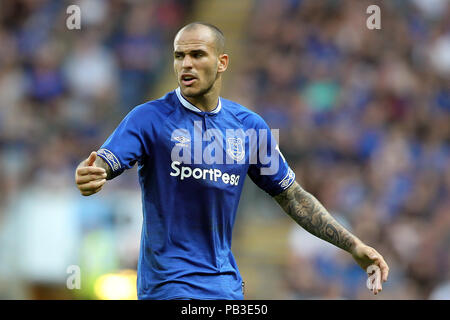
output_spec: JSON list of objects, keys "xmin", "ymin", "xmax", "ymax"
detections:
[{"xmin": 274, "ymin": 181, "xmax": 361, "ymax": 253}]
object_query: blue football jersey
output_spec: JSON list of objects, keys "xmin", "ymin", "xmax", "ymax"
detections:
[{"xmin": 97, "ymin": 88, "xmax": 295, "ymax": 300}]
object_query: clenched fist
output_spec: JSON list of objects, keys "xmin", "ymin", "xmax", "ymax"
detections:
[{"xmin": 75, "ymin": 151, "xmax": 107, "ymax": 196}]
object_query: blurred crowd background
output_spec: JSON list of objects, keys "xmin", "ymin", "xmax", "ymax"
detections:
[{"xmin": 0, "ymin": 0, "xmax": 448, "ymax": 299}]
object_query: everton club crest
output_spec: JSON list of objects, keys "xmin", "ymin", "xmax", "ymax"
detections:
[{"xmin": 226, "ymin": 137, "xmax": 245, "ymax": 161}]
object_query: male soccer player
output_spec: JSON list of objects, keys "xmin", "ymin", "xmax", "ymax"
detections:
[{"xmin": 75, "ymin": 22, "xmax": 389, "ymax": 299}]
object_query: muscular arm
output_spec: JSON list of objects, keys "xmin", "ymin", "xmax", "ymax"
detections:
[
  {"xmin": 274, "ymin": 180, "xmax": 390, "ymax": 294},
  {"xmin": 274, "ymin": 181, "xmax": 362, "ymax": 254}
]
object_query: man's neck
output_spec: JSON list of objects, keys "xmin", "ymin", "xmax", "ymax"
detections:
[
  {"xmin": 185, "ymin": 96, "xmax": 218, "ymax": 112},
  {"xmin": 184, "ymin": 81, "xmax": 221, "ymax": 112}
]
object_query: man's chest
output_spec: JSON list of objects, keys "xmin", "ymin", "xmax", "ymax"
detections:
[{"xmin": 151, "ymin": 112, "xmax": 253, "ymax": 186}]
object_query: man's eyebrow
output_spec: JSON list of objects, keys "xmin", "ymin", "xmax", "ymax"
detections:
[
  {"xmin": 174, "ymin": 49, "xmax": 208, "ymax": 55},
  {"xmin": 189, "ymin": 49, "xmax": 207, "ymax": 53}
]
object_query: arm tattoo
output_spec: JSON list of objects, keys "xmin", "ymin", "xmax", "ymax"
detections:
[
  {"xmin": 94, "ymin": 156, "xmax": 113, "ymax": 180},
  {"xmin": 274, "ymin": 181, "xmax": 359, "ymax": 253}
]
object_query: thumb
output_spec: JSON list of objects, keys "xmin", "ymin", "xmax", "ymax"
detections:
[
  {"xmin": 86, "ymin": 151, "xmax": 97, "ymax": 167},
  {"xmin": 367, "ymin": 252, "xmax": 380, "ymax": 265}
]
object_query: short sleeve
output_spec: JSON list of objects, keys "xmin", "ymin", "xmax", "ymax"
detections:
[
  {"xmin": 97, "ymin": 107, "xmax": 146, "ymax": 179},
  {"xmin": 247, "ymin": 115, "xmax": 295, "ymax": 197}
]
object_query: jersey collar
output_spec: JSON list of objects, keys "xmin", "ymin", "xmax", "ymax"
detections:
[{"xmin": 175, "ymin": 87, "xmax": 222, "ymax": 114}]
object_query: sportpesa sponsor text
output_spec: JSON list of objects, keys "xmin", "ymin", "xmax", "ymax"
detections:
[{"xmin": 170, "ymin": 161, "xmax": 240, "ymax": 186}]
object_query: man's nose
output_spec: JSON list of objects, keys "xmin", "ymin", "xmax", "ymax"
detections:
[{"xmin": 182, "ymin": 55, "xmax": 193, "ymax": 68}]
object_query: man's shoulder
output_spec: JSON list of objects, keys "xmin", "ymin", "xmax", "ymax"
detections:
[
  {"xmin": 128, "ymin": 91, "xmax": 177, "ymax": 119},
  {"xmin": 221, "ymin": 97, "xmax": 267, "ymax": 127}
]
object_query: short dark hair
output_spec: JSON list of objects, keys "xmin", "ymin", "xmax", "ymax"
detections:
[{"xmin": 177, "ymin": 22, "xmax": 225, "ymax": 54}]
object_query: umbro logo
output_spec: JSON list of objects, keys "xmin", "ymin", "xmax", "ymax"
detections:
[{"xmin": 172, "ymin": 135, "xmax": 190, "ymax": 147}]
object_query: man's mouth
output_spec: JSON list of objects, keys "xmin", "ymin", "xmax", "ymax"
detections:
[{"xmin": 181, "ymin": 74, "xmax": 197, "ymax": 86}]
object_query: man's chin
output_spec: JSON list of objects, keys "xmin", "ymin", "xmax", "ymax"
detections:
[{"xmin": 180, "ymin": 86, "xmax": 201, "ymax": 97}]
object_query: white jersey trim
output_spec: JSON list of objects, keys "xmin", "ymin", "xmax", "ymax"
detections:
[
  {"xmin": 97, "ymin": 148, "xmax": 121, "ymax": 172},
  {"xmin": 279, "ymin": 168, "xmax": 295, "ymax": 190},
  {"xmin": 175, "ymin": 87, "xmax": 222, "ymax": 114}
]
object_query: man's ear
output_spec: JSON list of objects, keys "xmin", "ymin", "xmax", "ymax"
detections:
[{"xmin": 217, "ymin": 54, "xmax": 229, "ymax": 73}]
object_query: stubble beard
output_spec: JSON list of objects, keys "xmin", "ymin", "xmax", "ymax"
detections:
[{"xmin": 180, "ymin": 67, "xmax": 219, "ymax": 99}]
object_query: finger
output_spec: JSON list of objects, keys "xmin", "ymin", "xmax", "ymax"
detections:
[
  {"xmin": 92, "ymin": 185, "xmax": 104, "ymax": 194},
  {"xmin": 77, "ymin": 166, "xmax": 106, "ymax": 176},
  {"xmin": 374, "ymin": 268, "xmax": 382, "ymax": 294},
  {"xmin": 368, "ymin": 277, "xmax": 375, "ymax": 294},
  {"xmin": 81, "ymin": 189, "xmax": 99, "ymax": 196},
  {"xmin": 86, "ymin": 152, "xmax": 97, "ymax": 167},
  {"xmin": 81, "ymin": 189, "xmax": 96, "ymax": 196},
  {"xmin": 81, "ymin": 184, "xmax": 102, "ymax": 196},
  {"xmin": 374, "ymin": 284, "xmax": 382, "ymax": 295},
  {"xmin": 82, "ymin": 184, "xmax": 104, "ymax": 196},
  {"xmin": 379, "ymin": 260, "xmax": 389, "ymax": 282},
  {"xmin": 367, "ymin": 249, "xmax": 379, "ymax": 261},
  {"xmin": 82, "ymin": 179, "xmax": 106, "ymax": 190},
  {"xmin": 371, "ymin": 281, "xmax": 381, "ymax": 295},
  {"xmin": 78, "ymin": 179, "xmax": 106, "ymax": 192},
  {"xmin": 76, "ymin": 173, "xmax": 107, "ymax": 184},
  {"xmin": 366, "ymin": 264, "xmax": 383, "ymax": 295},
  {"xmin": 370, "ymin": 251, "xmax": 389, "ymax": 283},
  {"xmin": 369, "ymin": 254, "xmax": 378, "ymax": 261}
]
